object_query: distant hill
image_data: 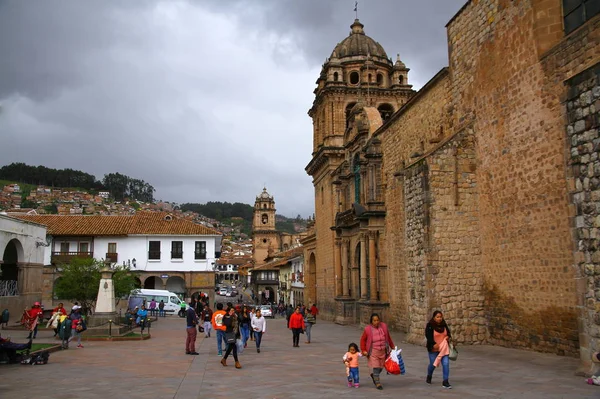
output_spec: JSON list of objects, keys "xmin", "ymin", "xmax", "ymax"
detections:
[{"xmin": 0, "ymin": 162, "xmax": 155, "ymax": 202}]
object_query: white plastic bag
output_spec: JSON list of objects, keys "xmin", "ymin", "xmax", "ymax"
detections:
[{"xmin": 236, "ymin": 338, "xmax": 244, "ymax": 354}]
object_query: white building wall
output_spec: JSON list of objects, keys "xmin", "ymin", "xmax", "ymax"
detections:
[{"xmin": 51, "ymin": 234, "xmax": 220, "ymax": 272}]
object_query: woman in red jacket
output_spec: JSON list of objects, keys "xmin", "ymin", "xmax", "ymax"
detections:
[
  {"xmin": 288, "ymin": 306, "xmax": 306, "ymax": 347},
  {"xmin": 360, "ymin": 313, "xmax": 394, "ymax": 390}
]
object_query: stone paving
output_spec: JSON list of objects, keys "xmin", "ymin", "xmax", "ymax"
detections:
[{"xmin": 0, "ymin": 315, "xmax": 598, "ymax": 399}]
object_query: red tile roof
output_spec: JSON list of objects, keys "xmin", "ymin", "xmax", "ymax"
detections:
[{"xmin": 12, "ymin": 212, "xmax": 221, "ymax": 236}]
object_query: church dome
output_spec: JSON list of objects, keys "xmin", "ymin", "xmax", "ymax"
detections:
[{"xmin": 331, "ymin": 19, "xmax": 389, "ymax": 62}]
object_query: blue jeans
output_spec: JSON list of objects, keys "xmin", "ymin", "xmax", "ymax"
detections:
[
  {"xmin": 159, "ymin": 309, "xmax": 165, "ymax": 317},
  {"xmin": 254, "ymin": 331, "xmax": 263, "ymax": 348},
  {"xmin": 216, "ymin": 330, "xmax": 226, "ymax": 354},
  {"xmin": 240, "ymin": 324, "xmax": 250, "ymax": 345},
  {"xmin": 305, "ymin": 322, "xmax": 313, "ymax": 342},
  {"xmin": 348, "ymin": 367, "xmax": 359, "ymax": 383},
  {"xmin": 427, "ymin": 352, "xmax": 449, "ymax": 380}
]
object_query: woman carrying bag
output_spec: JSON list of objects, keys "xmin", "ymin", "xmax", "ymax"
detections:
[
  {"xmin": 425, "ymin": 310, "xmax": 453, "ymax": 389},
  {"xmin": 220, "ymin": 307, "xmax": 242, "ymax": 369}
]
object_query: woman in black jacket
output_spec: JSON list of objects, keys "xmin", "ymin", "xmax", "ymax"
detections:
[
  {"xmin": 220, "ymin": 307, "xmax": 242, "ymax": 369},
  {"xmin": 425, "ymin": 310, "xmax": 452, "ymax": 389}
]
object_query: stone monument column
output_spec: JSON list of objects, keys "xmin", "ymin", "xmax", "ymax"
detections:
[
  {"xmin": 368, "ymin": 231, "xmax": 377, "ymax": 300},
  {"xmin": 90, "ymin": 265, "xmax": 118, "ymax": 327},
  {"xmin": 334, "ymin": 239, "xmax": 342, "ymax": 297},
  {"xmin": 360, "ymin": 234, "xmax": 367, "ymax": 299},
  {"xmin": 341, "ymin": 239, "xmax": 349, "ymax": 296}
]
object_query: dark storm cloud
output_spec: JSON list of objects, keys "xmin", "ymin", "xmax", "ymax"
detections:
[{"xmin": 0, "ymin": 0, "xmax": 466, "ymax": 217}]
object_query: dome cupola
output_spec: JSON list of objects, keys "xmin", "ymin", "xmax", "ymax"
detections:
[{"xmin": 331, "ymin": 19, "xmax": 389, "ymax": 64}]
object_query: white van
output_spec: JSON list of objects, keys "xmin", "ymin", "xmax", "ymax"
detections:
[{"xmin": 128, "ymin": 289, "xmax": 188, "ymax": 314}]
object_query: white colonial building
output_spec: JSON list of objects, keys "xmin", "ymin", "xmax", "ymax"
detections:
[{"xmin": 14, "ymin": 212, "xmax": 222, "ymax": 304}]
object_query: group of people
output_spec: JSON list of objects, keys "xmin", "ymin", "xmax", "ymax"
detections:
[
  {"xmin": 284, "ymin": 303, "xmax": 319, "ymax": 345},
  {"xmin": 146, "ymin": 298, "xmax": 166, "ymax": 317},
  {"xmin": 347, "ymin": 310, "xmax": 453, "ymax": 390},
  {"xmin": 20, "ymin": 301, "xmax": 86, "ymax": 349},
  {"xmin": 183, "ymin": 301, "xmax": 269, "ymax": 370}
]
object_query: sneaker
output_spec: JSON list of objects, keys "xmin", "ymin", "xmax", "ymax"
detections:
[
  {"xmin": 347, "ymin": 381, "xmax": 352, "ymax": 388},
  {"xmin": 426, "ymin": 374, "xmax": 432, "ymax": 384},
  {"xmin": 217, "ymin": 351, "xmax": 222, "ymax": 356},
  {"xmin": 257, "ymin": 348, "xmax": 260, "ymax": 353},
  {"xmin": 185, "ymin": 351, "xmax": 191, "ymax": 354},
  {"xmin": 77, "ymin": 344, "xmax": 84, "ymax": 348},
  {"xmin": 442, "ymin": 380, "xmax": 452, "ymax": 389},
  {"xmin": 189, "ymin": 352, "xmax": 199, "ymax": 355},
  {"xmin": 354, "ymin": 383, "xmax": 359, "ymax": 388}
]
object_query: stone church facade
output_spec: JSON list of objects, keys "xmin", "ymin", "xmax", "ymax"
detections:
[{"xmin": 305, "ymin": 0, "xmax": 600, "ymax": 372}]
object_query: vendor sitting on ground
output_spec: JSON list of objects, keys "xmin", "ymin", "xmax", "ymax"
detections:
[{"xmin": 0, "ymin": 334, "xmax": 32, "ymax": 364}]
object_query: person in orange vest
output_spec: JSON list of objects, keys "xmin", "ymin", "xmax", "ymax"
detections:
[{"xmin": 211, "ymin": 303, "xmax": 227, "ymax": 356}]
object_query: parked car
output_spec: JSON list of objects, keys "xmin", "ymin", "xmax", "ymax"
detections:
[
  {"xmin": 219, "ymin": 288, "xmax": 228, "ymax": 296},
  {"xmin": 231, "ymin": 285, "xmax": 236, "ymax": 289},
  {"xmin": 225, "ymin": 291, "xmax": 233, "ymax": 297},
  {"xmin": 260, "ymin": 305, "xmax": 273, "ymax": 318}
]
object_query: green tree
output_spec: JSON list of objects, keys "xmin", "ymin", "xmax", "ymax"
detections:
[
  {"xmin": 54, "ymin": 258, "xmax": 138, "ymax": 313},
  {"xmin": 54, "ymin": 257, "xmax": 102, "ymax": 314}
]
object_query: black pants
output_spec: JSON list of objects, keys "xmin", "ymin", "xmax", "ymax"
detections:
[
  {"xmin": 292, "ymin": 328, "xmax": 302, "ymax": 346},
  {"xmin": 224, "ymin": 342, "xmax": 238, "ymax": 362}
]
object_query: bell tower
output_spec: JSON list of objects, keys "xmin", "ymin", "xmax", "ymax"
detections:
[
  {"xmin": 252, "ymin": 187, "xmax": 279, "ymax": 265},
  {"xmin": 305, "ymin": 18, "xmax": 415, "ymax": 317}
]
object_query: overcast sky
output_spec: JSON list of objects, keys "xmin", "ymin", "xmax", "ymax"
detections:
[{"xmin": 0, "ymin": 0, "xmax": 465, "ymax": 217}]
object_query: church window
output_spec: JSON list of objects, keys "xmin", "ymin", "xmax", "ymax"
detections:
[
  {"xmin": 377, "ymin": 103, "xmax": 394, "ymax": 122},
  {"xmin": 399, "ymin": 75, "xmax": 404, "ymax": 85},
  {"xmin": 262, "ymin": 214, "xmax": 269, "ymax": 224},
  {"xmin": 350, "ymin": 71, "xmax": 359, "ymax": 85},
  {"xmin": 564, "ymin": 0, "xmax": 600, "ymax": 34},
  {"xmin": 263, "ymin": 204, "xmax": 267, "ymax": 209},
  {"xmin": 262, "ymin": 239, "xmax": 267, "ymax": 244},
  {"xmin": 334, "ymin": 72, "xmax": 339, "ymax": 81},
  {"xmin": 377, "ymin": 73, "xmax": 383, "ymax": 85},
  {"xmin": 321, "ymin": 186, "xmax": 324, "ymax": 204},
  {"xmin": 368, "ymin": 73, "xmax": 372, "ymax": 83}
]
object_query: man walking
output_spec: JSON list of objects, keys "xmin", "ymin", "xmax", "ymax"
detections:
[
  {"xmin": 211, "ymin": 303, "xmax": 227, "ymax": 356},
  {"xmin": 185, "ymin": 303, "xmax": 199, "ymax": 355},
  {"xmin": 200, "ymin": 304, "xmax": 213, "ymax": 338},
  {"xmin": 148, "ymin": 298, "xmax": 157, "ymax": 317}
]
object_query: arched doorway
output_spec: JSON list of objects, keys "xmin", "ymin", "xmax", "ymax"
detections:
[
  {"xmin": 133, "ymin": 277, "xmax": 142, "ymax": 290},
  {"xmin": 166, "ymin": 276, "xmax": 186, "ymax": 296},
  {"xmin": 144, "ymin": 276, "xmax": 162, "ymax": 289},
  {"xmin": 262, "ymin": 286, "xmax": 275, "ymax": 304},
  {"xmin": 1, "ymin": 239, "xmax": 23, "ymax": 296}
]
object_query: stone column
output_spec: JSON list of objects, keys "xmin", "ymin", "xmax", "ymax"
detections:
[
  {"xmin": 368, "ymin": 231, "xmax": 377, "ymax": 301},
  {"xmin": 95, "ymin": 267, "xmax": 116, "ymax": 314},
  {"xmin": 341, "ymin": 239, "xmax": 349, "ymax": 296},
  {"xmin": 360, "ymin": 234, "xmax": 367, "ymax": 299},
  {"xmin": 334, "ymin": 239, "xmax": 342, "ymax": 297}
]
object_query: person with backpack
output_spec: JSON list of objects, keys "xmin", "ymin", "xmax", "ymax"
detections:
[{"xmin": 158, "ymin": 300, "xmax": 166, "ymax": 317}]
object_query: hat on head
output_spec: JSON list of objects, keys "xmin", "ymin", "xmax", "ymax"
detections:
[
  {"xmin": 72, "ymin": 305, "xmax": 81, "ymax": 310},
  {"xmin": 34, "ymin": 302, "xmax": 41, "ymax": 306}
]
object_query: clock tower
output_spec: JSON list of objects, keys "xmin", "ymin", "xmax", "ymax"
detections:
[{"xmin": 252, "ymin": 187, "xmax": 279, "ymax": 265}]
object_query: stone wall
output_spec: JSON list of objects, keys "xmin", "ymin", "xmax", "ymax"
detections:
[
  {"xmin": 426, "ymin": 129, "xmax": 484, "ymax": 345},
  {"xmin": 379, "ymin": 71, "xmax": 451, "ymax": 331},
  {"xmin": 445, "ymin": 0, "xmax": 584, "ymax": 355},
  {"xmin": 566, "ymin": 63, "xmax": 600, "ymax": 365}
]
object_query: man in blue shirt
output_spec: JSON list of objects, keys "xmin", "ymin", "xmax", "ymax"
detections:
[{"xmin": 185, "ymin": 303, "xmax": 199, "ymax": 355}]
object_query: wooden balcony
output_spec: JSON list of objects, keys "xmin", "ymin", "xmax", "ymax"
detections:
[
  {"xmin": 51, "ymin": 251, "xmax": 93, "ymax": 264},
  {"xmin": 105, "ymin": 252, "xmax": 118, "ymax": 263}
]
